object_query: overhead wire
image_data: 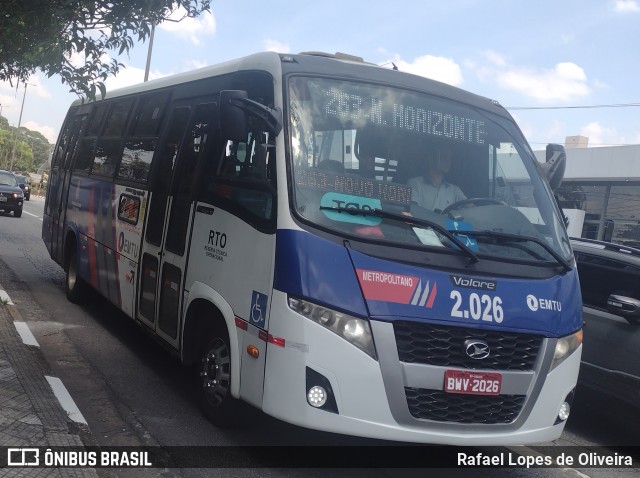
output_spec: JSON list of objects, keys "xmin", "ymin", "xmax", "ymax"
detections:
[{"xmin": 506, "ymin": 102, "xmax": 640, "ymax": 111}]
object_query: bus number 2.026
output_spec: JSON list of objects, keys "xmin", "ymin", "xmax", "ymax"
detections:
[{"xmin": 450, "ymin": 290, "xmax": 504, "ymax": 323}]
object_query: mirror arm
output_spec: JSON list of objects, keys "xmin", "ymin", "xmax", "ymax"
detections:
[{"xmin": 229, "ymin": 97, "xmax": 283, "ymax": 136}]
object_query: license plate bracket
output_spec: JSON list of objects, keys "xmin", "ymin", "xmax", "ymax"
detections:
[{"xmin": 444, "ymin": 370, "xmax": 502, "ymax": 395}]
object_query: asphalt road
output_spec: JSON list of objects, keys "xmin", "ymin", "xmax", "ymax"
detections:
[{"xmin": 0, "ymin": 196, "xmax": 637, "ymax": 478}]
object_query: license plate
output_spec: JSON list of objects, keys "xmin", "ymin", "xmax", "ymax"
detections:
[
  {"xmin": 0, "ymin": 196, "xmax": 6, "ymax": 202},
  {"xmin": 444, "ymin": 370, "xmax": 502, "ymax": 395}
]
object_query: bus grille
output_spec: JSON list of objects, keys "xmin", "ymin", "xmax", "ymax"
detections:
[
  {"xmin": 393, "ymin": 321, "xmax": 542, "ymax": 371},
  {"xmin": 405, "ymin": 388, "xmax": 525, "ymax": 424}
]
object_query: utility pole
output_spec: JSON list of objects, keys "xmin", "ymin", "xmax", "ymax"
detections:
[
  {"xmin": 9, "ymin": 83, "xmax": 30, "ymax": 172},
  {"xmin": 144, "ymin": 24, "xmax": 155, "ymax": 82}
]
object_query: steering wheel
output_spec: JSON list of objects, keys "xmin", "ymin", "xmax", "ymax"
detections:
[{"xmin": 441, "ymin": 197, "xmax": 504, "ymax": 215}]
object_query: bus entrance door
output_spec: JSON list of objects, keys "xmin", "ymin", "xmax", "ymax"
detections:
[{"xmin": 137, "ymin": 101, "xmax": 217, "ymax": 348}]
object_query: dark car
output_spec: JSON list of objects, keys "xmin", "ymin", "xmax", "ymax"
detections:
[
  {"xmin": 571, "ymin": 237, "xmax": 640, "ymax": 408},
  {"xmin": 0, "ymin": 170, "xmax": 24, "ymax": 218},
  {"xmin": 14, "ymin": 174, "xmax": 31, "ymax": 200}
]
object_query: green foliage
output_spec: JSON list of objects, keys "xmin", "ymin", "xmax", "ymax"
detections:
[
  {"xmin": 12, "ymin": 140, "xmax": 34, "ymax": 172},
  {"xmin": 0, "ymin": 0, "xmax": 211, "ymax": 99},
  {"xmin": 0, "ymin": 117, "xmax": 52, "ymax": 172}
]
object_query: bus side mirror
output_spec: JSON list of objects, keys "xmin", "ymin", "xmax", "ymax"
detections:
[
  {"xmin": 220, "ymin": 90, "xmax": 249, "ymax": 141},
  {"xmin": 220, "ymin": 90, "xmax": 283, "ymax": 139},
  {"xmin": 540, "ymin": 143, "xmax": 566, "ymax": 191}
]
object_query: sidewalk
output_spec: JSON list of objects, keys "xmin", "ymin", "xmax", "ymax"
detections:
[{"xmin": 0, "ymin": 283, "xmax": 98, "ymax": 477}]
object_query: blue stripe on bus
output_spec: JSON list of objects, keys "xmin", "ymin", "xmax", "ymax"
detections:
[
  {"xmin": 274, "ymin": 229, "xmax": 369, "ymax": 318},
  {"xmin": 274, "ymin": 229, "xmax": 582, "ymax": 337}
]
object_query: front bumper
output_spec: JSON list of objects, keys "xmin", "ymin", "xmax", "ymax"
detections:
[{"xmin": 261, "ymin": 290, "xmax": 581, "ymax": 445}]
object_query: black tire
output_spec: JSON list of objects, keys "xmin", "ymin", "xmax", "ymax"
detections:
[
  {"xmin": 14, "ymin": 209, "xmax": 22, "ymax": 218},
  {"xmin": 197, "ymin": 328, "xmax": 246, "ymax": 428},
  {"xmin": 65, "ymin": 249, "xmax": 88, "ymax": 303}
]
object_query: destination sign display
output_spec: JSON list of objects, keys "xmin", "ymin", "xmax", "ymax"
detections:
[
  {"xmin": 295, "ymin": 169, "xmax": 412, "ymax": 205},
  {"xmin": 322, "ymin": 87, "xmax": 487, "ymax": 145}
]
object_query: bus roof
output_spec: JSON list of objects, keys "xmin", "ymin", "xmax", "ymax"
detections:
[{"xmin": 70, "ymin": 51, "xmax": 510, "ymax": 119}]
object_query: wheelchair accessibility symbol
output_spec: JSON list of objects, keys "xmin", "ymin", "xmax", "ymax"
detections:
[
  {"xmin": 446, "ymin": 219, "xmax": 479, "ymax": 252},
  {"xmin": 250, "ymin": 291, "xmax": 268, "ymax": 328}
]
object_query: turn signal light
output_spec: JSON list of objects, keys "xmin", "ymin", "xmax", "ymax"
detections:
[{"xmin": 246, "ymin": 345, "xmax": 259, "ymax": 359}]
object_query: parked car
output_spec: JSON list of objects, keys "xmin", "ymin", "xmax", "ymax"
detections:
[
  {"xmin": 0, "ymin": 170, "xmax": 24, "ymax": 217},
  {"xmin": 571, "ymin": 237, "xmax": 640, "ymax": 408},
  {"xmin": 14, "ymin": 174, "xmax": 31, "ymax": 200}
]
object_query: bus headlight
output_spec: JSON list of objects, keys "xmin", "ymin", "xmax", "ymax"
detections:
[
  {"xmin": 551, "ymin": 329, "xmax": 583, "ymax": 370},
  {"xmin": 288, "ymin": 297, "xmax": 377, "ymax": 359}
]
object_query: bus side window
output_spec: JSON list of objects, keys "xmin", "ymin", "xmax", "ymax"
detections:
[
  {"xmin": 90, "ymin": 99, "xmax": 134, "ymax": 178},
  {"xmin": 200, "ymin": 130, "xmax": 276, "ymax": 231},
  {"xmin": 92, "ymin": 139, "xmax": 123, "ymax": 177},
  {"xmin": 51, "ymin": 114, "xmax": 74, "ymax": 169},
  {"xmin": 219, "ymin": 133, "xmax": 275, "ymax": 184},
  {"xmin": 164, "ymin": 103, "xmax": 217, "ymax": 256},
  {"xmin": 219, "ymin": 140, "xmax": 246, "ymax": 178},
  {"xmin": 73, "ymin": 103, "xmax": 108, "ymax": 173},
  {"xmin": 144, "ymin": 106, "xmax": 191, "ymax": 247},
  {"xmin": 117, "ymin": 92, "xmax": 169, "ymax": 183}
]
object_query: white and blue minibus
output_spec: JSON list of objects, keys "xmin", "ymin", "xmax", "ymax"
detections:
[{"xmin": 43, "ymin": 51, "xmax": 582, "ymax": 445}]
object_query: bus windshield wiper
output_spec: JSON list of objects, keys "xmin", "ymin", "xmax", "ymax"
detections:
[
  {"xmin": 319, "ymin": 206, "xmax": 479, "ymax": 264},
  {"xmin": 455, "ymin": 230, "xmax": 571, "ymax": 272}
]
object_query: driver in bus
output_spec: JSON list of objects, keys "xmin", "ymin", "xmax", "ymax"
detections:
[{"xmin": 407, "ymin": 146, "xmax": 466, "ymax": 212}]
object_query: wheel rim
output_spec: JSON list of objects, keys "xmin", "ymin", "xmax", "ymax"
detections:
[
  {"xmin": 67, "ymin": 255, "xmax": 77, "ymax": 291},
  {"xmin": 200, "ymin": 338, "xmax": 231, "ymax": 407}
]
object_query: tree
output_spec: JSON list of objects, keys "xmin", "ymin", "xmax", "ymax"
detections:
[
  {"xmin": 23, "ymin": 129, "xmax": 51, "ymax": 170},
  {"xmin": 12, "ymin": 139, "xmax": 35, "ymax": 173},
  {"xmin": 0, "ymin": 1, "xmax": 211, "ymax": 99},
  {"xmin": 0, "ymin": 118, "xmax": 52, "ymax": 172}
]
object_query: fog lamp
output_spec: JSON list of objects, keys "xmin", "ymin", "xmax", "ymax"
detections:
[
  {"xmin": 558, "ymin": 401, "xmax": 570, "ymax": 421},
  {"xmin": 307, "ymin": 386, "xmax": 327, "ymax": 408}
]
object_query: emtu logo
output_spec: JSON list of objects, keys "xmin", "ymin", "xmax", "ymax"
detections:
[{"xmin": 410, "ymin": 280, "xmax": 437, "ymax": 308}]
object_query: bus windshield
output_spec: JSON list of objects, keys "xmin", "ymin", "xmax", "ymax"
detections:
[{"xmin": 288, "ymin": 76, "xmax": 571, "ymax": 264}]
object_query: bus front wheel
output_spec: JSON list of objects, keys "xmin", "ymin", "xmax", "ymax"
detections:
[{"xmin": 197, "ymin": 332, "xmax": 245, "ymax": 427}]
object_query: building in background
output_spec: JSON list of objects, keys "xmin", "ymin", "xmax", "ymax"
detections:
[{"xmin": 535, "ymin": 138, "xmax": 640, "ymax": 248}]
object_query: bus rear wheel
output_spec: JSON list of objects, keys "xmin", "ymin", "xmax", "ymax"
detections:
[
  {"xmin": 197, "ymin": 332, "xmax": 245, "ymax": 428},
  {"xmin": 66, "ymin": 250, "xmax": 88, "ymax": 303}
]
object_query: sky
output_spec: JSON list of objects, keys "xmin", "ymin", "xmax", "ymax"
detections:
[{"xmin": 1, "ymin": 0, "xmax": 639, "ymax": 152}]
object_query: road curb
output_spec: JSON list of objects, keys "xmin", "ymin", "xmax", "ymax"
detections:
[{"xmin": 0, "ymin": 283, "xmax": 99, "ymax": 477}]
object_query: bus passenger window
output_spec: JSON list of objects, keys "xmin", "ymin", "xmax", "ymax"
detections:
[
  {"xmin": 72, "ymin": 103, "xmax": 107, "ymax": 173},
  {"xmin": 115, "ymin": 93, "xmax": 169, "ymax": 184},
  {"xmin": 118, "ymin": 139, "xmax": 156, "ymax": 182},
  {"xmin": 74, "ymin": 139, "xmax": 97, "ymax": 172},
  {"xmin": 92, "ymin": 139, "xmax": 123, "ymax": 177},
  {"xmin": 51, "ymin": 118, "xmax": 74, "ymax": 169},
  {"xmin": 132, "ymin": 93, "xmax": 168, "ymax": 136},
  {"xmin": 103, "ymin": 100, "xmax": 134, "ymax": 137},
  {"xmin": 87, "ymin": 104, "xmax": 109, "ymax": 136}
]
